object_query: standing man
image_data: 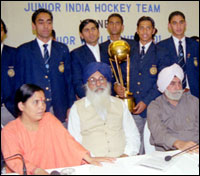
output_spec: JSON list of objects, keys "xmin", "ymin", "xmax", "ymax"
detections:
[
  {"xmin": 15, "ymin": 9, "xmax": 75, "ymax": 123},
  {"xmin": 100, "ymin": 13, "xmax": 136, "ymax": 60},
  {"xmin": 71, "ymin": 19, "xmax": 109, "ymax": 99},
  {"xmin": 1, "ymin": 19, "xmax": 17, "ymax": 126},
  {"xmin": 114, "ymin": 16, "xmax": 170, "ymax": 154},
  {"xmin": 158, "ymin": 11, "xmax": 199, "ymax": 98}
]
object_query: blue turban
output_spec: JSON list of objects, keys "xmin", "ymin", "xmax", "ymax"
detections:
[{"xmin": 83, "ymin": 62, "xmax": 112, "ymax": 84}]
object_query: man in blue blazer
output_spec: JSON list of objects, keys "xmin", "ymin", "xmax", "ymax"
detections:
[
  {"xmin": 15, "ymin": 9, "xmax": 75, "ymax": 123},
  {"xmin": 71, "ymin": 19, "xmax": 110, "ymax": 99},
  {"xmin": 114, "ymin": 16, "xmax": 170, "ymax": 154},
  {"xmin": 100, "ymin": 13, "xmax": 136, "ymax": 62},
  {"xmin": 1, "ymin": 19, "xmax": 17, "ymax": 126},
  {"xmin": 158, "ymin": 11, "xmax": 199, "ymax": 98}
]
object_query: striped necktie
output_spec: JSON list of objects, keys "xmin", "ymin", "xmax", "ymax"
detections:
[
  {"xmin": 178, "ymin": 41, "xmax": 186, "ymax": 88},
  {"xmin": 43, "ymin": 44, "xmax": 50, "ymax": 70},
  {"xmin": 140, "ymin": 46, "xmax": 145, "ymax": 59}
]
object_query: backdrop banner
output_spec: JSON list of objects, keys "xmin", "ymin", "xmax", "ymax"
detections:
[{"xmin": 1, "ymin": 1, "xmax": 199, "ymax": 50}]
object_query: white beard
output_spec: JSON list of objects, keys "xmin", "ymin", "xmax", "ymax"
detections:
[
  {"xmin": 164, "ymin": 89, "xmax": 184, "ymax": 101},
  {"xmin": 86, "ymin": 83, "xmax": 111, "ymax": 119}
]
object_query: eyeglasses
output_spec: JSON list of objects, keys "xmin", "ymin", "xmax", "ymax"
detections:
[{"xmin": 88, "ymin": 76, "xmax": 106, "ymax": 85}]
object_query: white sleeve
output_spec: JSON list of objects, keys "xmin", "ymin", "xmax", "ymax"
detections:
[
  {"xmin": 122, "ymin": 102, "xmax": 141, "ymax": 156},
  {"xmin": 68, "ymin": 103, "xmax": 82, "ymax": 144}
]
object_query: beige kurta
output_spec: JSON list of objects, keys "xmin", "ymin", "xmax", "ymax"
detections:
[{"xmin": 76, "ymin": 96, "xmax": 126, "ymax": 157}]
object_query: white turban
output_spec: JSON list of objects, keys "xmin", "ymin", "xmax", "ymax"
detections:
[{"xmin": 157, "ymin": 64, "xmax": 184, "ymax": 93}]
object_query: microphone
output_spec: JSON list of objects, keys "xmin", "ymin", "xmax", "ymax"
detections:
[
  {"xmin": 165, "ymin": 143, "xmax": 199, "ymax": 161},
  {"xmin": 50, "ymin": 170, "xmax": 61, "ymax": 175},
  {"xmin": 4, "ymin": 153, "xmax": 27, "ymax": 175}
]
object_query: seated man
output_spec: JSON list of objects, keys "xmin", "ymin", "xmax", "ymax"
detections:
[
  {"xmin": 147, "ymin": 64, "xmax": 199, "ymax": 153},
  {"xmin": 68, "ymin": 62, "xmax": 140, "ymax": 157}
]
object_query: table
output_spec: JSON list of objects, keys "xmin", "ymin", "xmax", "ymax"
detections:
[{"xmin": 46, "ymin": 150, "xmax": 199, "ymax": 175}]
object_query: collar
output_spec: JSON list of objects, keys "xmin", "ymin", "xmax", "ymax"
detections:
[
  {"xmin": 172, "ymin": 35, "xmax": 185, "ymax": 45},
  {"xmin": 110, "ymin": 37, "xmax": 122, "ymax": 43},
  {"xmin": 86, "ymin": 43, "xmax": 99, "ymax": 49},
  {"xmin": 36, "ymin": 38, "xmax": 52, "ymax": 49},
  {"xmin": 139, "ymin": 41, "xmax": 152, "ymax": 52}
]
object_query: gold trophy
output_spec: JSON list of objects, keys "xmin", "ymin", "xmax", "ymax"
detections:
[{"xmin": 108, "ymin": 40, "xmax": 135, "ymax": 113}]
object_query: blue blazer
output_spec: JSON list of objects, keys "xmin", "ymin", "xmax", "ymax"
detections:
[
  {"xmin": 70, "ymin": 44, "xmax": 110, "ymax": 98},
  {"xmin": 15, "ymin": 39, "xmax": 75, "ymax": 122},
  {"xmin": 1, "ymin": 45, "xmax": 17, "ymax": 117},
  {"xmin": 121, "ymin": 42, "xmax": 171, "ymax": 118},
  {"xmin": 157, "ymin": 37, "xmax": 199, "ymax": 98}
]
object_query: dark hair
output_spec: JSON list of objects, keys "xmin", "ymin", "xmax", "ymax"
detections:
[
  {"xmin": 168, "ymin": 11, "xmax": 185, "ymax": 23},
  {"xmin": 32, "ymin": 8, "xmax": 53, "ymax": 24},
  {"xmin": 1, "ymin": 19, "xmax": 7, "ymax": 34},
  {"xmin": 190, "ymin": 36, "xmax": 199, "ymax": 42},
  {"xmin": 15, "ymin": 84, "xmax": 44, "ymax": 116},
  {"xmin": 134, "ymin": 32, "xmax": 140, "ymax": 42},
  {"xmin": 79, "ymin": 19, "xmax": 99, "ymax": 33},
  {"xmin": 52, "ymin": 29, "xmax": 56, "ymax": 39},
  {"xmin": 137, "ymin": 16, "xmax": 155, "ymax": 28},
  {"xmin": 107, "ymin": 13, "xmax": 124, "ymax": 24}
]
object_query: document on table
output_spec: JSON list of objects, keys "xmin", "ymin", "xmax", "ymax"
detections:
[{"xmin": 137, "ymin": 153, "xmax": 180, "ymax": 171}]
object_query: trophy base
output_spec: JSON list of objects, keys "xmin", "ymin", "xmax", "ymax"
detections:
[{"xmin": 123, "ymin": 96, "xmax": 135, "ymax": 113}]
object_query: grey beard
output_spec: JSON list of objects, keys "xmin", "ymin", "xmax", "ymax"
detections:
[
  {"xmin": 85, "ymin": 83, "xmax": 111, "ymax": 119},
  {"xmin": 164, "ymin": 89, "xmax": 184, "ymax": 101}
]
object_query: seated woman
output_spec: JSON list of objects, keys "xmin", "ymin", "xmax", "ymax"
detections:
[{"xmin": 1, "ymin": 84, "xmax": 115, "ymax": 175}]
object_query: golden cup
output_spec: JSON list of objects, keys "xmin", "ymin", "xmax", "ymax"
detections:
[{"xmin": 108, "ymin": 40, "xmax": 135, "ymax": 113}]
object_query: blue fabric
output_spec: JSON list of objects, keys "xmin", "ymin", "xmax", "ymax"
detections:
[
  {"xmin": 83, "ymin": 62, "xmax": 112, "ymax": 84},
  {"xmin": 1, "ymin": 45, "xmax": 17, "ymax": 117},
  {"xmin": 121, "ymin": 42, "xmax": 171, "ymax": 118},
  {"xmin": 15, "ymin": 39, "xmax": 75, "ymax": 122},
  {"xmin": 158, "ymin": 37, "xmax": 199, "ymax": 98}
]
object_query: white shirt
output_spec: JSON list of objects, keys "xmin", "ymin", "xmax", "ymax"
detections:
[
  {"xmin": 1, "ymin": 43, "xmax": 4, "ymax": 55},
  {"xmin": 86, "ymin": 43, "xmax": 101, "ymax": 62},
  {"xmin": 172, "ymin": 36, "xmax": 189, "ymax": 88},
  {"xmin": 36, "ymin": 38, "xmax": 52, "ymax": 58},
  {"xmin": 139, "ymin": 41, "xmax": 152, "ymax": 54},
  {"xmin": 172, "ymin": 36, "xmax": 186, "ymax": 62},
  {"xmin": 68, "ymin": 96, "xmax": 141, "ymax": 156}
]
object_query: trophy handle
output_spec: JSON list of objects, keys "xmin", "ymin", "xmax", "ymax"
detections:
[
  {"xmin": 114, "ymin": 55, "xmax": 124, "ymax": 87},
  {"xmin": 126, "ymin": 54, "xmax": 130, "ymax": 92},
  {"xmin": 109, "ymin": 58, "xmax": 119, "ymax": 83}
]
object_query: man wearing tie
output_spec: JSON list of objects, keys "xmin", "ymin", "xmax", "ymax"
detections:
[
  {"xmin": 70, "ymin": 19, "xmax": 109, "ymax": 99},
  {"xmin": 15, "ymin": 8, "xmax": 75, "ymax": 124},
  {"xmin": 100, "ymin": 13, "xmax": 136, "ymax": 61},
  {"xmin": 114, "ymin": 16, "xmax": 170, "ymax": 154},
  {"xmin": 158, "ymin": 11, "xmax": 199, "ymax": 98}
]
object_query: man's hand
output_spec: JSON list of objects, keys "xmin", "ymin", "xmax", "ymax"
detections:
[
  {"xmin": 173, "ymin": 140, "xmax": 199, "ymax": 154},
  {"xmin": 114, "ymin": 83, "xmax": 125, "ymax": 98},
  {"xmin": 133, "ymin": 101, "xmax": 147, "ymax": 114}
]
